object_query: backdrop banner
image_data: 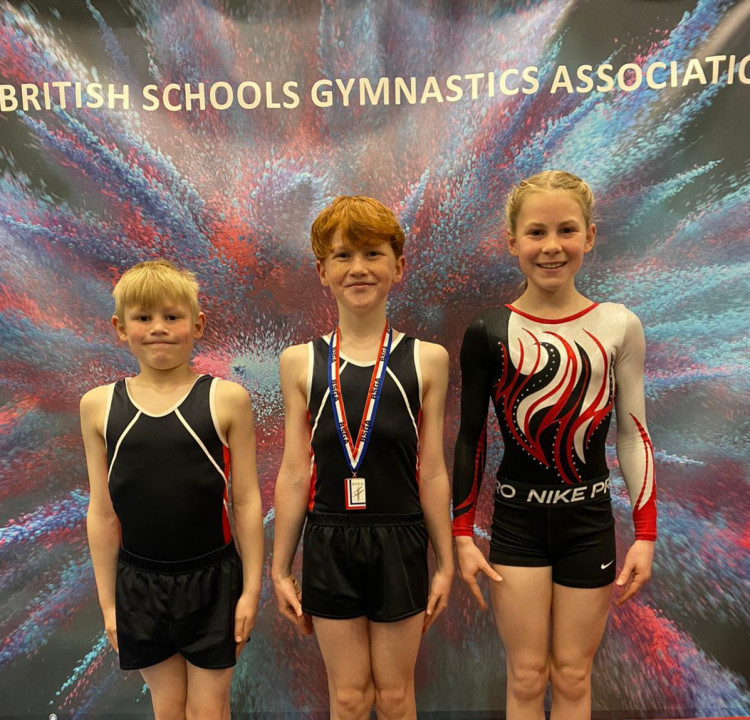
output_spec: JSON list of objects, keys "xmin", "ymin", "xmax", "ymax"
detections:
[{"xmin": 0, "ymin": 0, "xmax": 748, "ymax": 718}]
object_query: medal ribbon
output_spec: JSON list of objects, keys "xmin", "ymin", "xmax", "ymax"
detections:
[{"xmin": 328, "ymin": 322, "xmax": 392, "ymax": 476}]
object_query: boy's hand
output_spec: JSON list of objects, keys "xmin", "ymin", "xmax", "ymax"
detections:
[
  {"xmin": 273, "ymin": 574, "xmax": 313, "ymax": 635},
  {"xmin": 234, "ymin": 592, "xmax": 258, "ymax": 656},
  {"xmin": 422, "ymin": 567, "xmax": 453, "ymax": 634},
  {"xmin": 455, "ymin": 536, "xmax": 502, "ymax": 611},
  {"xmin": 103, "ymin": 606, "xmax": 118, "ymax": 653}
]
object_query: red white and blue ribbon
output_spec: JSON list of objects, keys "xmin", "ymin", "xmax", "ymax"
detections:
[{"xmin": 327, "ymin": 322, "xmax": 392, "ymax": 476}]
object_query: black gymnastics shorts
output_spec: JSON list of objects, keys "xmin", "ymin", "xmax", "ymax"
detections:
[
  {"xmin": 489, "ymin": 477, "xmax": 616, "ymax": 588},
  {"xmin": 115, "ymin": 542, "xmax": 242, "ymax": 670},
  {"xmin": 302, "ymin": 511, "xmax": 429, "ymax": 623}
]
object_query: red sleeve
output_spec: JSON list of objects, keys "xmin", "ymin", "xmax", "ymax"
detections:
[{"xmin": 614, "ymin": 309, "xmax": 657, "ymax": 541}]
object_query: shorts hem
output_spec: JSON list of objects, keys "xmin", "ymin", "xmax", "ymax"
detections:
[
  {"xmin": 304, "ymin": 606, "xmax": 427, "ymax": 623},
  {"xmin": 120, "ymin": 652, "xmax": 238, "ymax": 671},
  {"xmin": 119, "ymin": 650, "xmax": 178, "ymax": 671},
  {"xmin": 182, "ymin": 657, "xmax": 237, "ymax": 670},
  {"xmin": 369, "ymin": 605, "xmax": 427, "ymax": 623},
  {"xmin": 489, "ymin": 556, "xmax": 553, "ymax": 567},
  {"xmin": 553, "ymin": 577, "xmax": 615, "ymax": 589},
  {"xmin": 304, "ymin": 607, "xmax": 367, "ymax": 620}
]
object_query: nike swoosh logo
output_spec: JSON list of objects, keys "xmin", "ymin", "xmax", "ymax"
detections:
[{"xmin": 601, "ymin": 560, "xmax": 614, "ymax": 569}]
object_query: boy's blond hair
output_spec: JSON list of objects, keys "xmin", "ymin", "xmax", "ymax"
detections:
[
  {"xmin": 112, "ymin": 260, "xmax": 200, "ymax": 321},
  {"xmin": 310, "ymin": 196, "xmax": 406, "ymax": 261}
]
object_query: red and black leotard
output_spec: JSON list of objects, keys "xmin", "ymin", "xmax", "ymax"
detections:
[{"xmin": 452, "ymin": 302, "xmax": 657, "ymax": 541}]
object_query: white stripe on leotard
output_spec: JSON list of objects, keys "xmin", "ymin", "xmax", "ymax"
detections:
[
  {"xmin": 175, "ymin": 408, "xmax": 228, "ymax": 484},
  {"xmin": 107, "ymin": 410, "xmax": 142, "ymax": 483}
]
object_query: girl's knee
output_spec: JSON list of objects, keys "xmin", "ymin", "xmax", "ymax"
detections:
[
  {"xmin": 374, "ymin": 683, "xmax": 415, "ymax": 718},
  {"xmin": 549, "ymin": 659, "xmax": 591, "ymax": 701},
  {"xmin": 507, "ymin": 660, "xmax": 549, "ymax": 703}
]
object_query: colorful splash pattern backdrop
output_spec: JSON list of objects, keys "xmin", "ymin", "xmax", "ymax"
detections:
[{"xmin": 0, "ymin": 0, "xmax": 748, "ymax": 716}]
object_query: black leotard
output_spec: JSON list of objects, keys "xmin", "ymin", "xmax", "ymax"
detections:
[
  {"xmin": 307, "ymin": 333, "xmax": 422, "ymax": 515},
  {"xmin": 106, "ymin": 374, "xmax": 232, "ymax": 560}
]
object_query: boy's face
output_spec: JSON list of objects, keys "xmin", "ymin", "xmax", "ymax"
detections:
[
  {"xmin": 112, "ymin": 301, "xmax": 205, "ymax": 372},
  {"xmin": 316, "ymin": 228, "xmax": 404, "ymax": 314}
]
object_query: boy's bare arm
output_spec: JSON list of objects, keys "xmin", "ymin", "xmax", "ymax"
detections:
[
  {"xmin": 416, "ymin": 341, "xmax": 454, "ymax": 631},
  {"xmin": 81, "ymin": 385, "xmax": 121, "ymax": 651},
  {"xmin": 271, "ymin": 345, "xmax": 314, "ymax": 634},
  {"xmin": 217, "ymin": 380, "xmax": 263, "ymax": 647}
]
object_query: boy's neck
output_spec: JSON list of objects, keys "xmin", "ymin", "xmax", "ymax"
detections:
[
  {"xmin": 513, "ymin": 285, "xmax": 592, "ymax": 319},
  {"xmin": 336, "ymin": 305, "xmax": 391, "ymax": 358},
  {"xmin": 133, "ymin": 363, "xmax": 199, "ymax": 389}
]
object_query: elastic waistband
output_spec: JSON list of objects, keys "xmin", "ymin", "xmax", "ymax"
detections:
[
  {"xmin": 494, "ymin": 476, "xmax": 610, "ymax": 507},
  {"xmin": 306, "ymin": 511, "xmax": 424, "ymax": 527},
  {"xmin": 118, "ymin": 542, "xmax": 237, "ymax": 573}
]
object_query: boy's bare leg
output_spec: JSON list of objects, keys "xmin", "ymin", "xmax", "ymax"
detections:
[
  {"xmin": 140, "ymin": 654, "xmax": 188, "ymax": 720},
  {"xmin": 313, "ymin": 616, "xmax": 375, "ymax": 720},
  {"xmin": 370, "ymin": 612, "xmax": 424, "ymax": 720},
  {"xmin": 185, "ymin": 662, "xmax": 234, "ymax": 720}
]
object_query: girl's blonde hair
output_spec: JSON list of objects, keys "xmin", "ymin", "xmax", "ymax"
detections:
[
  {"xmin": 505, "ymin": 170, "xmax": 595, "ymax": 233},
  {"xmin": 112, "ymin": 260, "xmax": 200, "ymax": 321}
]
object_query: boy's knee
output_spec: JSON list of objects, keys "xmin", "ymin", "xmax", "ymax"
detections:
[
  {"xmin": 331, "ymin": 683, "xmax": 375, "ymax": 720},
  {"xmin": 151, "ymin": 705, "xmax": 187, "ymax": 720},
  {"xmin": 148, "ymin": 687, "xmax": 187, "ymax": 720},
  {"xmin": 186, "ymin": 694, "xmax": 229, "ymax": 720}
]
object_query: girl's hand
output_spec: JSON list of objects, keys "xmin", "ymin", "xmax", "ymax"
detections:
[
  {"xmin": 455, "ymin": 537, "xmax": 502, "ymax": 610},
  {"xmin": 423, "ymin": 567, "xmax": 454, "ymax": 633},
  {"xmin": 615, "ymin": 539, "xmax": 655, "ymax": 605},
  {"xmin": 273, "ymin": 574, "xmax": 313, "ymax": 635}
]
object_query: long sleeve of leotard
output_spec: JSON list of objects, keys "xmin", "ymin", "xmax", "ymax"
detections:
[
  {"xmin": 452, "ymin": 317, "xmax": 493, "ymax": 537},
  {"xmin": 614, "ymin": 309, "xmax": 657, "ymax": 541}
]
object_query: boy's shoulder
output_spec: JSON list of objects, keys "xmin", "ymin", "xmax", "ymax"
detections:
[
  {"xmin": 80, "ymin": 382, "xmax": 114, "ymax": 411},
  {"xmin": 212, "ymin": 378, "xmax": 252, "ymax": 411},
  {"xmin": 280, "ymin": 343, "xmax": 308, "ymax": 362},
  {"xmin": 416, "ymin": 338, "xmax": 449, "ymax": 365}
]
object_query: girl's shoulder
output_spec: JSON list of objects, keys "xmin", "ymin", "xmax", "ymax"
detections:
[{"xmin": 594, "ymin": 301, "xmax": 642, "ymax": 326}]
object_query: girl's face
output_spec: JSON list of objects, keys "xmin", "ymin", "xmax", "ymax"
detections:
[{"xmin": 507, "ymin": 189, "xmax": 595, "ymax": 295}]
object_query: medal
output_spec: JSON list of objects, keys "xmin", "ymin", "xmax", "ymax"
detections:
[{"xmin": 328, "ymin": 322, "xmax": 392, "ymax": 510}]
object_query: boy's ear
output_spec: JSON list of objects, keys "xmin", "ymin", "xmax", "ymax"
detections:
[
  {"xmin": 112, "ymin": 314, "xmax": 128, "ymax": 341},
  {"xmin": 193, "ymin": 312, "xmax": 206, "ymax": 339},
  {"xmin": 393, "ymin": 254, "xmax": 405, "ymax": 283},
  {"xmin": 316, "ymin": 259, "xmax": 329, "ymax": 286}
]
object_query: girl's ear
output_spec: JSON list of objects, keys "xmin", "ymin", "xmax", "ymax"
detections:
[
  {"xmin": 584, "ymin": 223, "xmax": 596, "ymax": 253},
  {"xmin": 507, "ymin": 229, "xmax": 519, "ymax": 257}
]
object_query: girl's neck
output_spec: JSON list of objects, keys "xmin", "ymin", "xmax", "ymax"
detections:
[
  {"xmin": 512, "ymin": 284, "xmax": 592, "ymax": 319},
  {"xmin": 336, "ymin": 306, "xmax": 390, "ymax": 359}
]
